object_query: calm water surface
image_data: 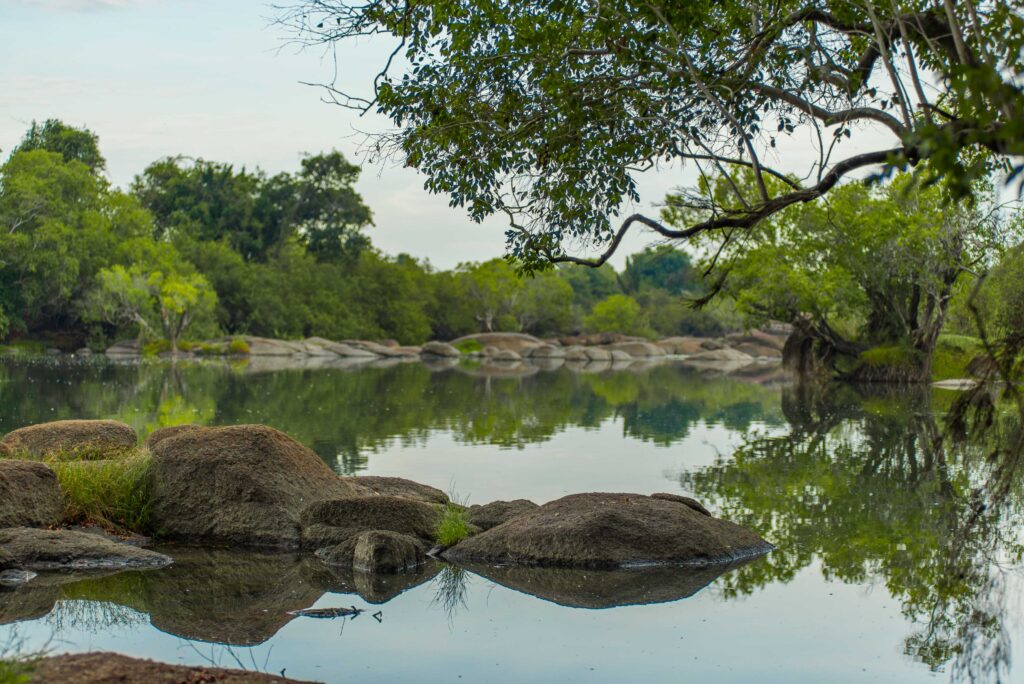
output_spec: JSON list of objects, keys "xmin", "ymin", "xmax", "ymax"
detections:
[{"xmin": 1, "ymin": 355, "xmax": 1021, "ymax": 683}]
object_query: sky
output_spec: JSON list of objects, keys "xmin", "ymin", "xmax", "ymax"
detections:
[{"xmin": 0, "ymin": 0, "xmax": 892, "ymax": 269}]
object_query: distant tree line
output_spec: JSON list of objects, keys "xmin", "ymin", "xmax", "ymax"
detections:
[{"xmin": 0, "ymin": 120, "xmax": 740, "ymax": 349}]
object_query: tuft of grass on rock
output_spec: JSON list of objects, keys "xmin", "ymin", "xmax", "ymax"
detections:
[
  {"xmin": 51, "ymin": 451, "xmax": 153, "ymax": 532},
  {"xmin": 15, "ymin": 447, "xmax": 155, "ymax": 532},
  {"xmin": 436, "ymin": 504, "xmax": 471, "ymax": 547},
  {"xmin": 436, "ymin": 488, "xmax": 472, "ymax": 547}
]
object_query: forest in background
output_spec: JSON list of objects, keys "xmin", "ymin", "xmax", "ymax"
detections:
[
  {"xmin": 2, "ymin": 119, "xmax": 1023, "ymax": 377},
  {"xmin": 0, "ymin": 120, "xmax": 741, "ymax": 351}
]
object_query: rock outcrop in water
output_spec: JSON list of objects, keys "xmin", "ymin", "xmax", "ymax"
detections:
[
  {"xmin": 317, "ymin": 530, "xmax": 427, "ymax": 573},
  {"xmin": 0, "ymin": 460, "xmax": 62, "ymax": 528},
  {"xmin": 149, "ymin": 424, "xmax": 367, "ymax": 549},
  {"xmin": 300, "ymin": 496, "xmax": 440, "ymax": 549},
  {"xmin": 0, "ymin": 419, "xmax": 771, "ymax": 583},
  {"xmin": 91, "ymin": 327, "xmax": 790, "ymax": 380},
  {"xmin": 0, "ymin": 419, "xmax": 137, "ymax": 458},
  {"xmin": 0, "ymin": 528, "xmax": 171, "ymax": 570},
  {"xmin": 465, "ymin": 499, "xmax": 539, "ymax": 531},
  {"xmin": 444, "ymin": 493, "xmax": 772, "ymax": 568}
]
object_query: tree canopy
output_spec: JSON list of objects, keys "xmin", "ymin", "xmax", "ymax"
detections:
[
  {"xmin": 0, "ymin": 119, "xmax": 729, "ymax": 348},
  {"xmin": 279, "ymin": 0, "xmax": 1024, "ymax": 270}
]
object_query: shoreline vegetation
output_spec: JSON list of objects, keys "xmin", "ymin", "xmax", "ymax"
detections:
[{"xmin": 5, "ymin": 119, "xmax": 1015, "ymax": 390}]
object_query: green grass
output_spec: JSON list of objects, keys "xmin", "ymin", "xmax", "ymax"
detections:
[
  {"xmin": 435, "ymin": 503, "xmax": 471, "ymax": 547},
  {"xmin": 0, "ymin": 658, "xmax": 33, "ymax": 684},
  {"xmin": 8, "ymin": 447, "xmax": 154, "ymax": 532},
  {"xmin": 0, "ymin": 340, "xmax": 47, "ymax": 356},
  {"xmin": 453, "ymin": 339, "xmax": 483, "ymax": 354},
  {"xmin": 859, "ymin": 344, "xmax": 922, "ymax": 368},
  {"xmin": 932, "ymin": 334, "xmax": 983, "ymax": 381},
  {"xmin": 49, "ymin": 450, "xmax": 153, "ymax": 531},
  {"xmin": 0, "ymin": 637, "xmax": 42, "ymax": 684}
]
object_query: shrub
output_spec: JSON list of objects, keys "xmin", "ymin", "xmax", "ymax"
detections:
[
  {"xmin": 453, "ymin": 339, "xmax": 483, "ymax": 354},
  {"xmin": 932, "ymin": 334, "xmax": 983, "ymax": 380},
  {"xmin": 227, "ymin": 338, "xmax": 251, "ymax": 355},
  {"xmin": 859, "ymin": 345, "xmax": 921, "ymax": 369},
  {"xmin": 583, "ymin": 294, "xmax": 651, "ymax": 337},
  {"xmin": 142, "ymin": 339, "xmax": 171, "ymax": 356}
]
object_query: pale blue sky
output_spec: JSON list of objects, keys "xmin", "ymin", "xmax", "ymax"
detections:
[{"xmin": 0, "ymin": 0, "xmax": 878, "ymax": 267}]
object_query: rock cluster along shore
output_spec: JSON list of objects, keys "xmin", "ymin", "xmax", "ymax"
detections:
[
  {"xmin": 94, "ymin": 329, "xmax": 790, "ymax": 376},
  {"xmin": 0, "ymin": 419, "xmax": 773, "ymax": 584}
]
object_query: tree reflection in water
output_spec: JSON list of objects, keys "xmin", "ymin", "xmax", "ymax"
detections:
[{"xmin": 684, "ymin": 382, "xmax": 1024, "ymax": 682}]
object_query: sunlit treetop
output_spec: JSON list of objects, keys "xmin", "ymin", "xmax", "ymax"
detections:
[{"xmin": 279, "ymin": 0, "xmax": 1024, "ymax": 271}]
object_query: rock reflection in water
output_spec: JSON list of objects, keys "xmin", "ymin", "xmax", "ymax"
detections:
[
  {"xmin": 0, "ymin": 550, "xmax": 448, "ymax": 646},
  {"xmin": 461, "ymin": 560, "xmax": 756, "ymax": 609}
]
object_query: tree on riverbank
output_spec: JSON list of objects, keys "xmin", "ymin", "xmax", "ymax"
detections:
[
  {"xmin": 279, "ymin": 0, "xmax": 1024, "ymax": 270},
  {"xmin": 665, "ymin": 172, "xmax": 1020, "ymax": 380},
  {"xmin": 0, "ymin": 120, "xmax": 741, "ymax": 348}
]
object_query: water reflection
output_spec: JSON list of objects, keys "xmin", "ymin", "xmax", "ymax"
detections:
[
  {"xmin": 3, "ymin": 356, "xmax": 1024, "ymax": 682},
  {"xmin": 684, "ymin": 382, "xmax": 1024, "ymax": 682},
  {"xmin": 0, "ymin": 550, "xmax": 758, "ymax": 644},
  {"xmin": 0, "ymin": 356, "xmax": 784, "ymax": 473}
]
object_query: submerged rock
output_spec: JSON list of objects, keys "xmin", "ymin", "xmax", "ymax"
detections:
[
  {"xmin": 354, "ymin": 476, "xmax": 449, "ymax": 505},
  {"xmin": 0, "ymin": 460, "xmax": 62, "ymax": 528},
  {"xmin": 353, "ymin": 530, "xmax": 425, "ymax": 573},
  {"xmin": 0, "ymin": 419, "xmax": 137, "ymax": 459},
  {"xmin": 318, "ymin": 530, "xmax": 426, "ymax": 574},
  {"xmin": 443, "ymin": 492, "xmax": 771, "ymax": 568},
  {"xmin": 30, "ymin": 653, "xmax": 312, "ymax": 684},
  {"xmin": 466, "ymin": 499, "xmax": 539, "ymax": 531},
  {"xmin": 0, "ymin": 528, "xmax": 171, "ymax": 571},
  {"xmin": 149, "ymin": 424, "xmax": 367, "ymax": 548},
  {"xmin": 301, "ymin": 496, "xmax": 441, "ymax": 549}
]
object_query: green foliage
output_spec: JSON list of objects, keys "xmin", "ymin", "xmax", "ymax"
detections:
[
  {"xmin": 280, "ymin": 0, "xmax": 1024, "ymax": 270},
  {"xmin": 133, "ymin": 151, "xmax": 372, "ymax": 263},
  {"xmin": 0, "ymin": 658, "xmax": 33, "ymax": 684},
  {"xmin": 931, "ymin": 335, "xmax": 982, "ymax": 381},
  {"xmin": 859, "ymin": 345, "xmax": 921, "ymax": 369},
  {"xmin": 81, "ymin": 264, "xmax": 219, "ymax": 351},
  {"xmin": 11, "ymin": 118, "xmax": 105, "ymax": 172},
  {"xmin": 10, "ymin": 447, "xmax": 154, "ymax": 531},
  {"xmin": 667, "ymin": 171, "xmax": 1019, "ymax": 372},
  {"xmin": 583, "ymin": 295, "xmax": 649, "ymax": 336},
  {"xmin": 453, "ymin": 339, "xmax": 483, "ymax": 354},
  {"xmin": 436, "ymin": 504, "xmax": 471, "ymax": 547},
  {"xmin": 227, "ymin": 338, "xmax": 250, "ymax": 355},
  {"xmin": 622, "ymin": 246, "xmax": 698, "ymax": 296},
  {"xmin": 0, "ymin": 118, "xmax": 747, "ymax": 348}
]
